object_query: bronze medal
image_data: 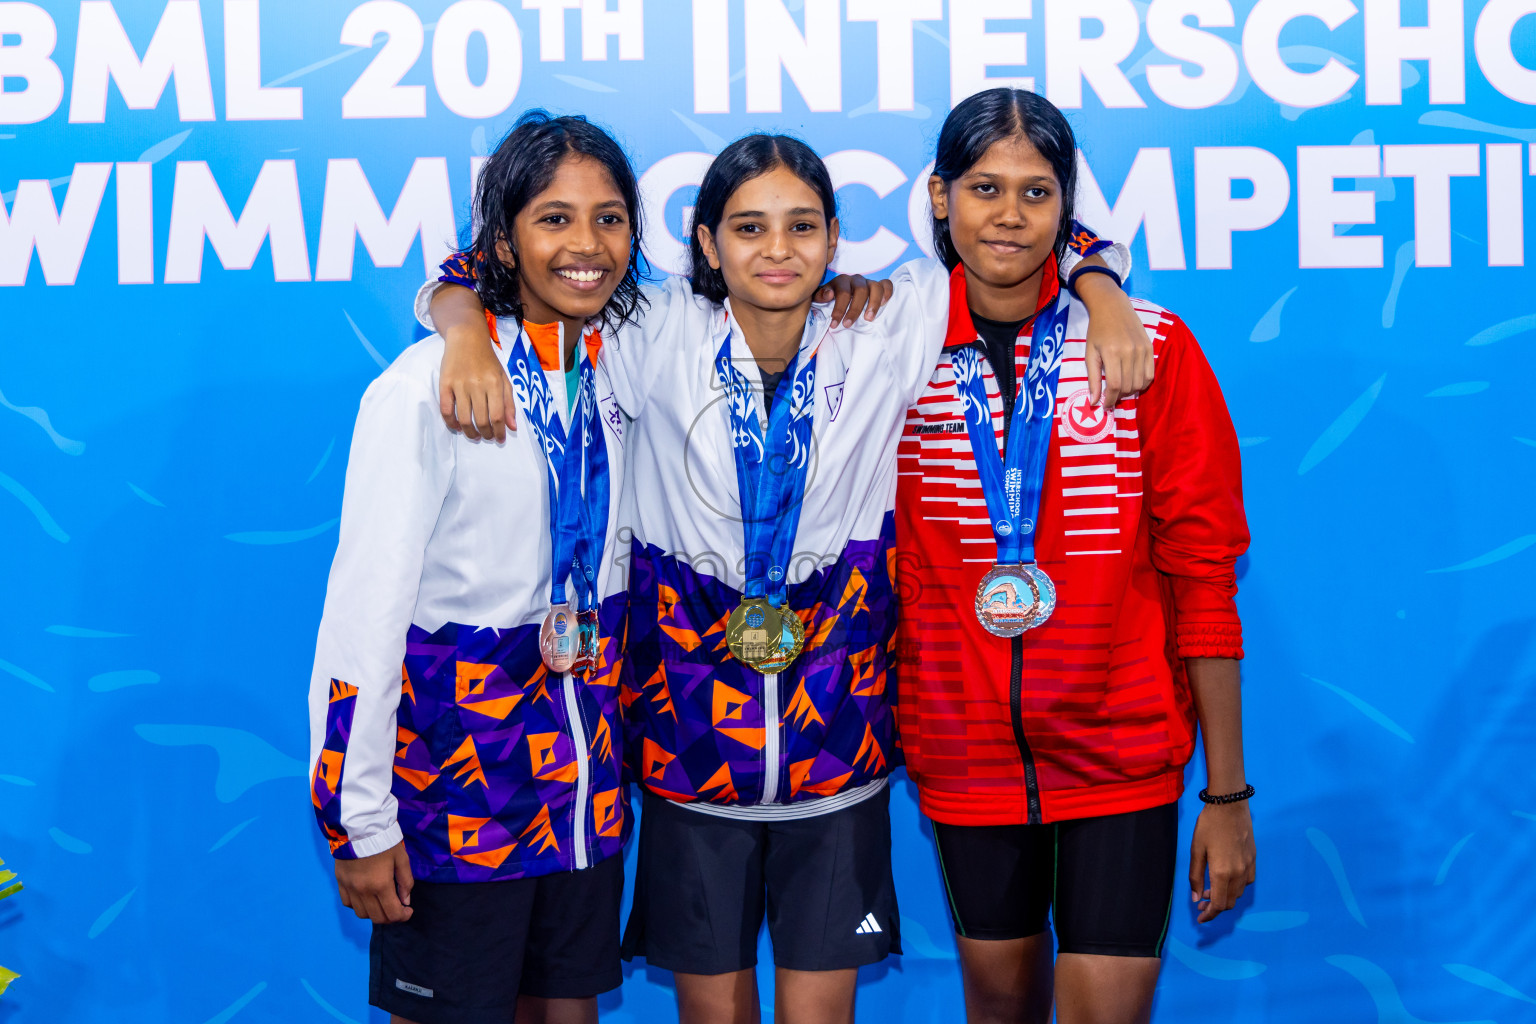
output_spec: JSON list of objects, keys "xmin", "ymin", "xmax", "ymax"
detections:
[{"xmin": 539, "ymin": 603, "xmax": 577, "ymax": 673}]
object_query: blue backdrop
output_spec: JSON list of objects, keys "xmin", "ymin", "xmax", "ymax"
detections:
[{"xmin": 3, "ymin": 1, "xmax": 1535, "ymax": 1020}]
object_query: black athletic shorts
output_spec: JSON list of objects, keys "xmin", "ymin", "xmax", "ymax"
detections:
[
  {"xmin": 369, "ymin": 853, "xmax": 623, "ymax": 1023},
  {"xmin": 621, "ymin": 787, "xmax": 901, "ymax": 974},
  {"xmin": 931, "ymin": 801, "xmax": 1178, "ymax": 958}
]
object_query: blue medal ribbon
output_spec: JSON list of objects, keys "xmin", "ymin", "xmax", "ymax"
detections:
[
  {"xmin": 715, "ymin": 330, "xmax": 820, "ymax": 607},
  {"xmin": 507, "ymin": 327, "xmax": 609, "ymax": 612},
  {"xmin": 951, "ymin": 292, "xmax": 1072, "ymax": 565}
]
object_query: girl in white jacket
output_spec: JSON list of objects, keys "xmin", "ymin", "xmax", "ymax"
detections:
[{"xmin": 310, "ymin": 111, "xmax": 642, "ymax": 1024}]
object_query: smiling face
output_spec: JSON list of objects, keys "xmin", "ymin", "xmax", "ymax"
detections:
[
  {"xmin": 929, "ymin": 134, "xmax": 1063, "ymax": 319},
  {"xmin": 695, "ymin": 165, "xmax": 839, "ymax": 317},
  {"xmin": 498, "ymin": 153, "xmax": 631, "ymax": 330}
]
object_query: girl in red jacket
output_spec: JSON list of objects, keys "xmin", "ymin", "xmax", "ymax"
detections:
[{"xmin": 894, "ymin": 88, "xmax": 1257, "ymax": 1024}]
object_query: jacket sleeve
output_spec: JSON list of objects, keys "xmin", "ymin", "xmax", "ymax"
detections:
[
  {"xmin": 1061, "ymin": 219, "xmax": 1132, "ymax": 284},
  {"xmin": 1135, "ymin": 314, "xmax": 1250, "ymax": 660},
  {"xmin": 308, "ymin": 363, "xmax": 455, "ymax": 859},
  {"xmin": 865, "ymin": 258, "xmax": 953, "ymax": 406},
  {"xmin": 413, "ymin": 253, "xmax": 479, "ymax": 332},
  {"xmin": 602, "ymin": 275, "xmax": 709, "ymax": 419}
]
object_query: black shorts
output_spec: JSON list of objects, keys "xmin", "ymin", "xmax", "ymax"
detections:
[
  {"xmin": 622, "ymin": 787, "xmax": 901, "ymax": 974},
  {"xmin": 370, "ymin": 853, "xmax": 623, "ymax": 1023},
  {"xmin": 931, "ymin": 802, "xmax": 1177, "ymax": 958}
]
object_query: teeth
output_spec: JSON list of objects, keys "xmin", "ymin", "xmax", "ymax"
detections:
[{"xmin": 559, "ymin": 269, "xmax": 604, "ymax": 283}]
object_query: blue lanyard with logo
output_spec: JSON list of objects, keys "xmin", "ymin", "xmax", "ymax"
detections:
[
  {"xmin": 571, "ymin": 358, "xmax": 610, "ymax": 615},
  {"xmin": 715, "ymin": 324, "xmax": 822, "ymax": 674},
  {"xmin": 506, "ymin": 326, "xmax": 609, "ymax": 669},
  {"xmin": 952, "ymin": 291, "xmax": 1072, "ymax": 636},
  {"xmin": 715, "ymin": 331, "xmax": 819, "ymax": 606}
]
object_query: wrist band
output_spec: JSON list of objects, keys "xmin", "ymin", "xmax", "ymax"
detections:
[
  {"xmin": 1066, "ymin": 263, "xmax": 1122, "ymax": 300},
  {"xmin": 1198, "ymin": 784, "xmax": 1255, "ymax": 805}
]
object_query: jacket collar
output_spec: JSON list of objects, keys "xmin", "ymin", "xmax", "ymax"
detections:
[{"xmin": 942, "ymin": 257, "xmax": 1061, "ymax": 350}]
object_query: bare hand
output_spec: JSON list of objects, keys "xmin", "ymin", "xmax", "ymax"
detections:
[
  {"xmin": 815, "ymin": 275, "xmax": 896, "ymax": 327},
  {"xmin": 1076, "ymin": 270, "xmax": 1154, "ymax": 408},
  {"xmin": 336, "ymin": 841, "xmax": 415, "ymax": 925},
  {"xmin": 1189, "ymin": 801, "xmax": 1256, "ymax": 923},
  {"xmin": 440, "ymin": 323, "xmax": 515, "ymax": 442}
]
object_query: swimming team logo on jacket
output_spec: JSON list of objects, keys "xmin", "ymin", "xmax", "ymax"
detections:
[{"xmin": 620, "ymin": 515, "xmax": 901, "ymax": 807}]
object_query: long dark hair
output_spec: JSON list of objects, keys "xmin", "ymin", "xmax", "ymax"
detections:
[
  {"xmin": 462, "ymin": 110, "xmax": 647, "ymax": 331},
  {"xmin": 688, "ymin": 134, "xmax": 838, "ymax": 303},
  {"xmin": 930, "ymin": 88, "xmax": 1078, "ymax": 270}
]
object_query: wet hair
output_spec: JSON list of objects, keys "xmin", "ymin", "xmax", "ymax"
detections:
[
  {"xmin": 930, "ymin": 88, "xmax": 1078, "ymax": 270},
  {"xmin": 688, "ymin": 134, "xmax": 838, "ymax": 303},
  {"xmin": 462, "ymin": 109, "xmax": 647, "ymax": 332}
]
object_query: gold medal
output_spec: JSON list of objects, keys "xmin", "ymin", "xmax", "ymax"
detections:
[{"xmin": 726, "ymin": 598, "xmax": 804, "ymax": 673}]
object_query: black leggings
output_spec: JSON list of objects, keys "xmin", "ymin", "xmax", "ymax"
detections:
[{"xmin": 931, "ymin": 802, "xmax": 1177, "ymax": 958}]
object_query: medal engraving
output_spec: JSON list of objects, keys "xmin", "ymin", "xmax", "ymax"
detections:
[
  {"xmin": 575, "ymin": 609, "xmax": 600, "ymax": 672},
  {"xmin": 753, "ymin": 606, "xmax": 805, "ymax": 674},
  {"xmin": 540, "ymin": 603, "xmax": 577, "ymax": 673},
  {"xmin": 726, "ymin": 599, "xmax": 804, "ymax": 673},
  {"xmin": 974, "ymin": 564, "xmax": 1056, "ymax": 637}
]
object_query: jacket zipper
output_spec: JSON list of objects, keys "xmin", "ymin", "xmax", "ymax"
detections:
[
  {"xmin": 995, "ymin": 337, "xmax": 1042, "ymax": 826},
  {"xmin": 560, "ymin": 671, "xmax": 592, "ymax": 869},
  {"xmin": 762, "ymin": 669, "xmax": 782, "ymax": 803},
  {"xmin": 1009, "ymin": 636, "xmax": 1043, "ymax": 825}
]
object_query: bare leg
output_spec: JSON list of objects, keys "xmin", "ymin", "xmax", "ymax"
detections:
[
  {"xmin": 514, "ymin": 995, "xmax": 599, "ymax": 1024},
  {"xmin": 954, "ymin": 934, "xmax": 1054, "ymax": 1024},
  {"xmin": 675, "ymin": 969, "xmax": 761, "ymax": 1024},
  {"xmin": 1053, "ymin": 953, "xmax": 1161, "ymax": 1024},
  {"xmin": 774, "ymin": 966, "xmax": 857, "ymax": 1024}
]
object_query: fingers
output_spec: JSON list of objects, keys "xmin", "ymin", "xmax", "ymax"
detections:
[
  {"xmin": 813, "ymin": 283, "xmax": 837, "ymax": 305},
  {"xmin": 1188, "ymin": 844, "xmax": 1208, "ymax": 904},
  {"xmin": 1199, "ymin": 865, "xmax": 1247, "ymax": 923},
  {"xmin": 865, "ymin": 280, "xmax": 894, "ymax": 321},
  {"xmin": 1101, "ymin": 352, "xmax": 1125, "ymax": 409},
  {"xmin": 843, "ymin": 278, "xmax": 870, "ymax": 327},
  {"xmin": 503, "ymin": 376, "xmax": 518, "ymax": 431},
  {"xmin": 1085, "ymin": 346, "xmax": 1103, "ymax": 407},
  {"xmin": 1200, "ymin": 871, "xmax": 1234, "ymax": 924},
  {"xmin": 1137, "ymin": 343, "xmax": 1156, "ymax": 393},
  {"xmin": 467, "ymin": 389, "xmax": 492, "ymax": 443},
  {"xmin": 450, "ymin": 384, "xmax": 480, "ymax": 440},
  {"xmin": 828, "ymin": 277, "xmax": 857, "ymax": 327},
  {"xmin": 377, "ymin": 881, "xmax": 413, "ymax": 924},
  {"xmin": 486, "ymin": 383, "xmax": 508, "ymax": 444},
  {"xmin": 393, "ymin": 844, "xmax": 416, "ymax": 910},
  {"xmin": 440, "ymin": 382, "xmax": 459, "ymax": 433},
  {"xmin": 350, "ymin": 880, "xmax": 411, "ymax": 924}
]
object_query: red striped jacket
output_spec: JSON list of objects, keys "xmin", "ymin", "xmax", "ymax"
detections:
[{"xmin": 893, "ymin": 261, "xmax": 1249, "ymax": 826}]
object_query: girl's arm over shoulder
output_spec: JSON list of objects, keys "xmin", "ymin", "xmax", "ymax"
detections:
[
  {"xmin": 425, "ymin": 282, "xmax": 513, "ymax": 442},
  {"xmin": 1062, "ymin": 222, "xmax": 1154, "ymax": 408}
]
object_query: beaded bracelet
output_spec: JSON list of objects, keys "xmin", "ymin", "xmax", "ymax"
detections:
[
  {"xmin": 1066, "ymin": 263, "xmax": 1123, "ymax": 299},
  {"xmin": 1198, "ymin": 784, "xmax": 1255, "ymax": 805}
]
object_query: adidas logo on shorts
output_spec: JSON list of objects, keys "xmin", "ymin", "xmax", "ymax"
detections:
[{"xmin": 854, "ymin": 912, "xmax": 882, "ymax": 936}]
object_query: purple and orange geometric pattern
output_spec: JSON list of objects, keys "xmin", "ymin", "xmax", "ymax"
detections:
[
  {"xmin": 312, "ymin": 592, "xmax": 630, "ymax": 883},
  {"xmin": 311, "ymin": 678, "xmax": 358, "ymax": 859},
  {"xmin": 621, "ymin": 514, "xmax": 901, "ymax": 808}
]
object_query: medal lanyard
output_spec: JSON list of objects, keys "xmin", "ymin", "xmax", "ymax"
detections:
[
  {"xmin": 715, "ymin": 329, "xmax": 821, "ymax": 608},
  {"xmin": 952, "ymin": 293, "xmax": 1072, "ymax": 565},
  {"xmin": 572, "ymin": 360, "xmax": 610, "ymax": 613},
  {"xmin": 507, "ymin": 327, "xmax": 606, "ymax": 610}
]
